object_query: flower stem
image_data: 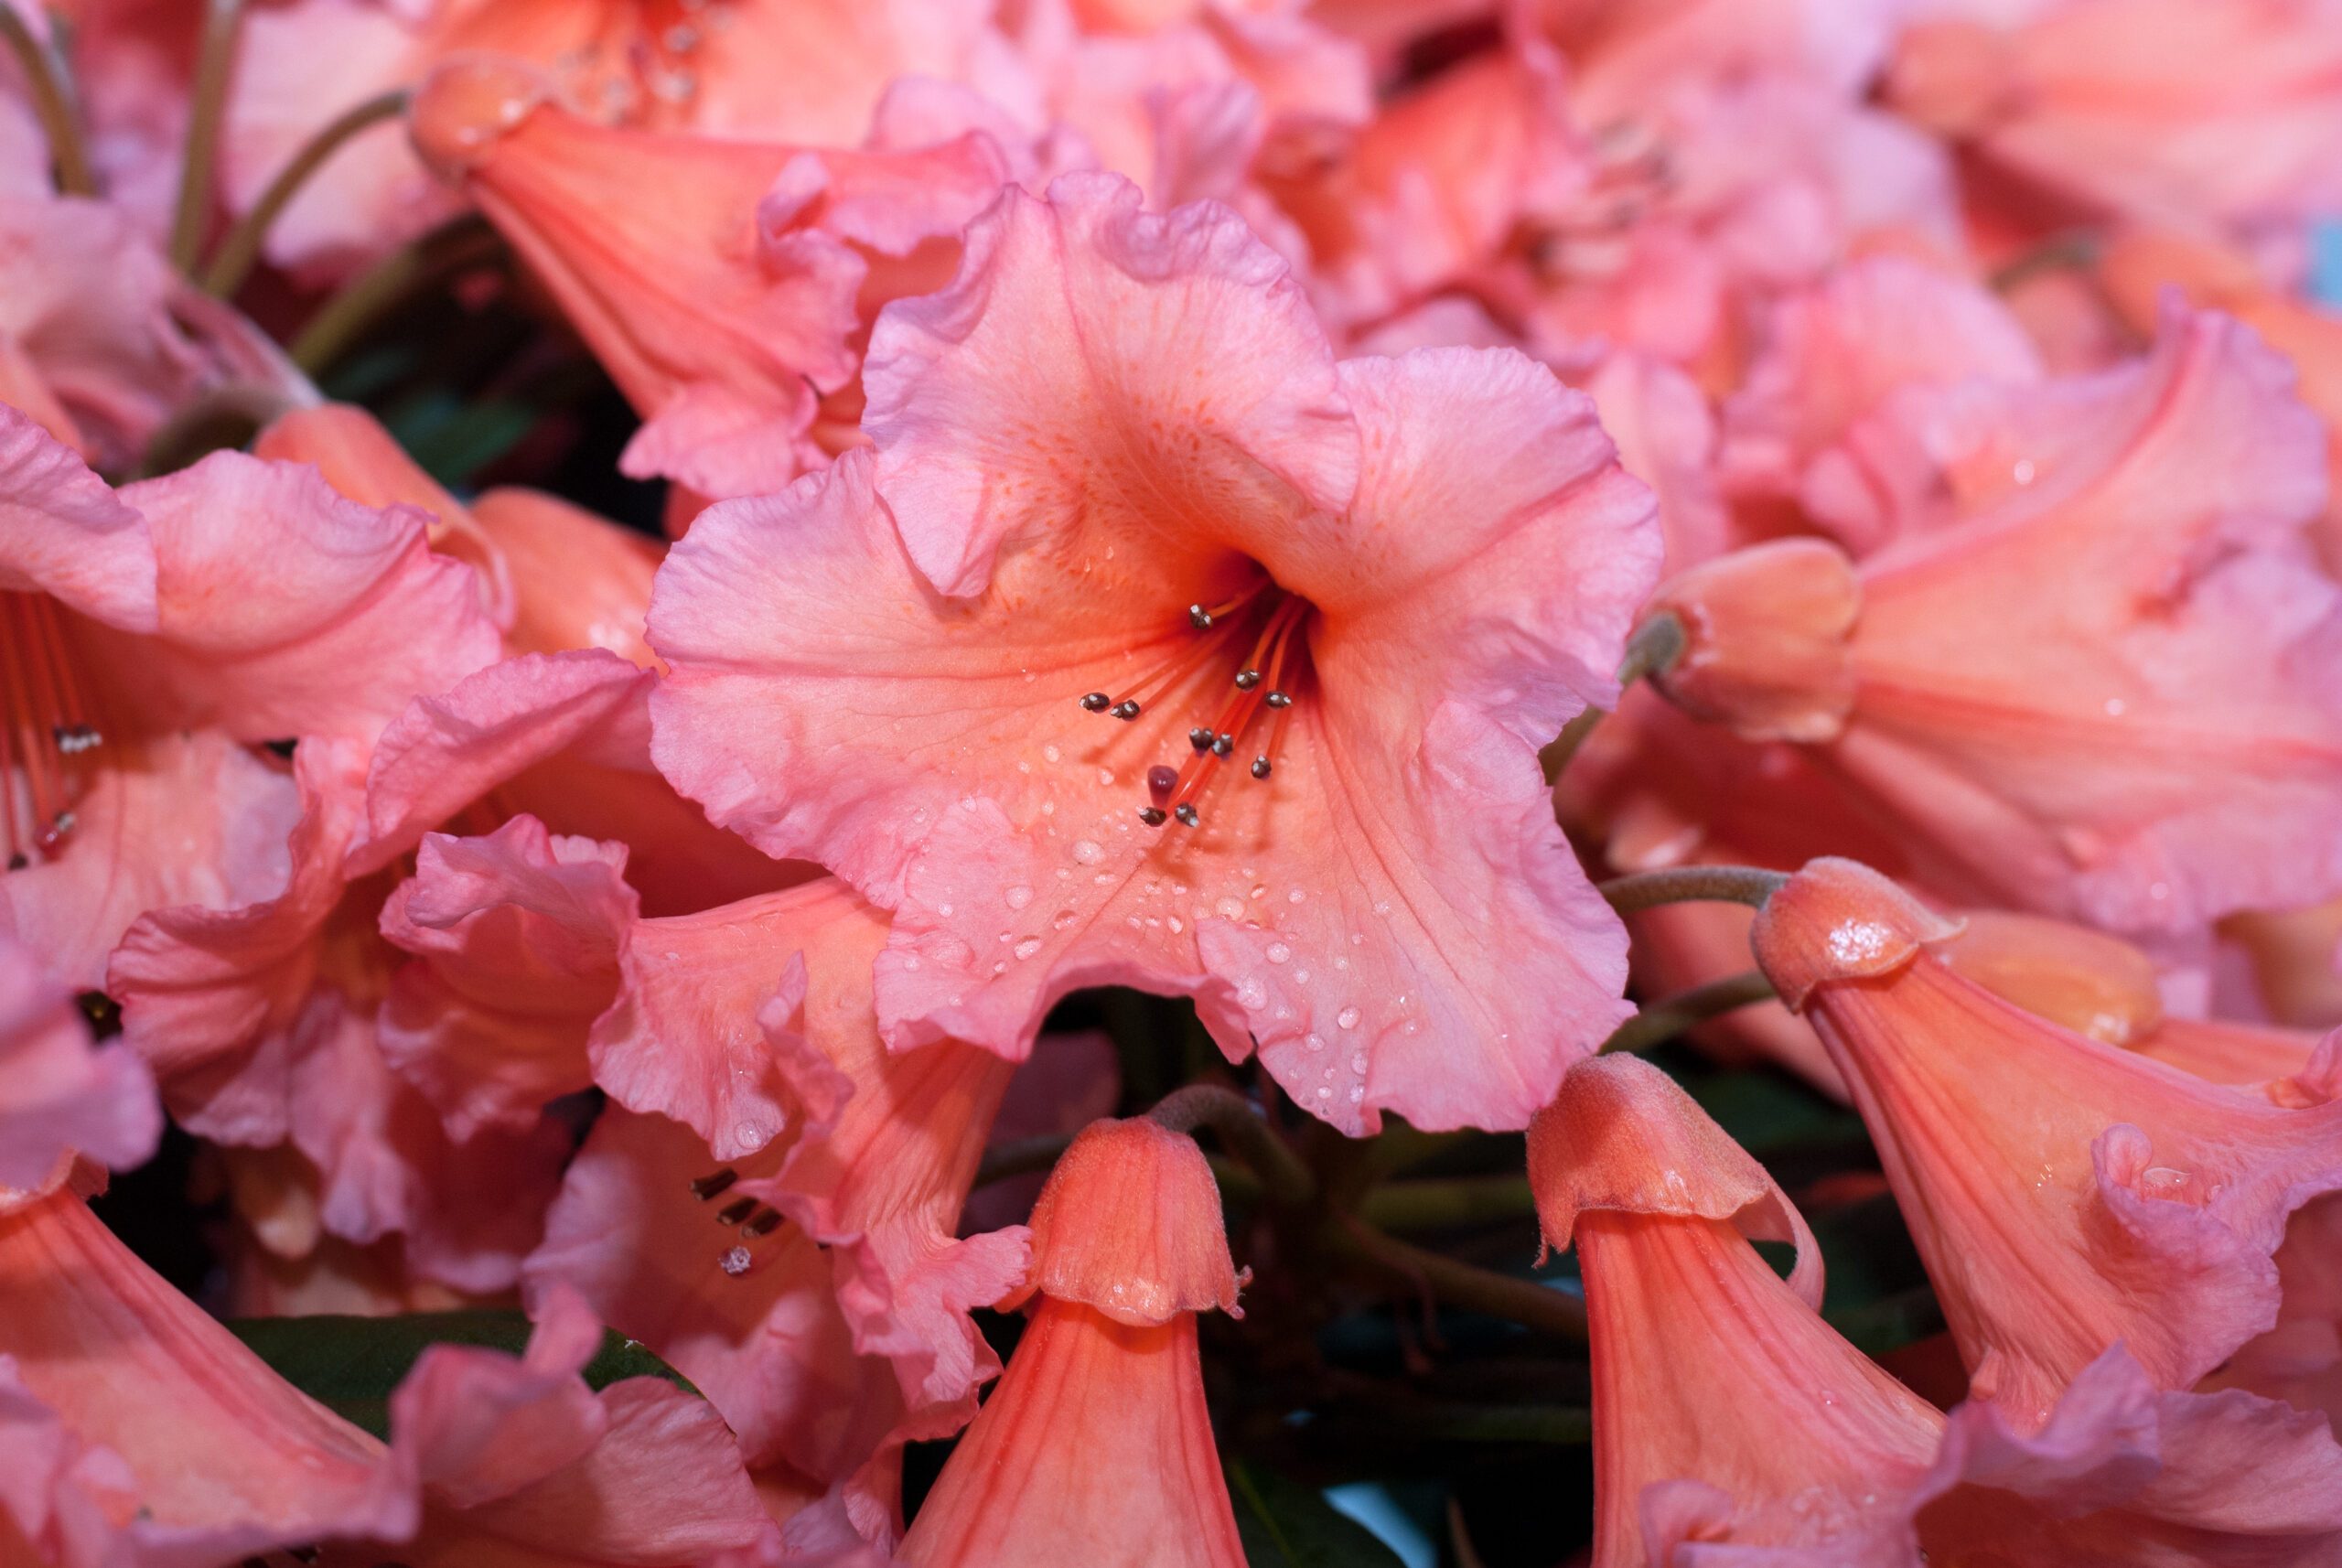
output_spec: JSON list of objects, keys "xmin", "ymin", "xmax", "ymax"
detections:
[
  {"xmin": 1597, "ymin": 864, "xmax": 1788, "ymax": 913},
  {"xmin": 1329, "ymin": 1218, "xmax": 1586, "ymax": 1340},
  {"xmin": 1598, "ymin": 969, "xmax": 1777, "ymax": 1056},
  {"xmin": 1542, "ymin": 608, "xmax": 1685, "ymax": 783},
  {"xmin": 170, "ymin": 0, "xmax": 247, "ymax": 274},
  {"xmin": 289, "ymin": 213, "xmax": 500, "ymax": 374},
  {"xmin": 201, "ymin": 89, "xmax": 408, "ymax": 298},
  {"xmin": 1148, "ymin": 1083, "xmax": 1316, "ymax": 1208},
  {"xmin": 0, "ymin": 8, "xmax": 94, "ymax": 196}
]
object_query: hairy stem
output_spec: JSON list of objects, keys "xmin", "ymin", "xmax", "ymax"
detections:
[
  {"xmin": 170, "ymin": 0, "xmax": 248, "ymax": 273},
  {"xmin": 0, "ymin": 9, "xmax": 94, "ymax": 196},
  {"xmin": 1597, "ymin": 864, "xmax": 1789, "ymax": 914},
  {"xmin": 202, "ymin": 89, "xmax": 408, "ymax": 297},
  {"xmin": 1598, "ymin": 970, "xmax": 1778, "ymax": 1056},
  {"xmin": 1148, "ymin": 1083, "xmax": 1316, "ymax": 1208},
  {"xmin": 1542, "ymin": 608, "xmax": 1687, "ymax": 784}
]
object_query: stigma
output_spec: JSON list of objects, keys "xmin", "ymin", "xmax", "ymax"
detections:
[{"xmin": 1077, "ymin": 581, "xmax": 1309, "ymax": 829}]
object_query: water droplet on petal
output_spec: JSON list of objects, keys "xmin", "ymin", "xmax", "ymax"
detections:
[
  {"xmin": 1337, "ymin": 1006, "xmax": 1360, "ymax": 1029},
  {"xmin": 1266, "ymin": 942, "xmax": 1291, "ymax": 964},
  {"xmin": 1005, "ymin": 885, "xmax": 1034, "ymax": 910}
]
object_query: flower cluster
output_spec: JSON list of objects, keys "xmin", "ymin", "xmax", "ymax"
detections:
[{"xmin": 4, "ymin": 0, "xmax": 2342, "ymax": 1564}]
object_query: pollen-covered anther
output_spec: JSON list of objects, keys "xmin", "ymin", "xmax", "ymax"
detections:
[{"xmin": 689, "ymin": 1165, "xmax": 738, "ymax": 1199}]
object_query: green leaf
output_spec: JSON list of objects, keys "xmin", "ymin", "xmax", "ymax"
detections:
[
  {"xmin": 225, "ymin": 1309, "xmax": 695, "ymax": 1439},
  {"xmin": 1228, "ymin": 1461, "xmax": 1406, "ymax": 1568}
]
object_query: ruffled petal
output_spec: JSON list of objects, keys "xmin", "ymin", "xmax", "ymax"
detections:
[
  {"xmin": 0, "ymin": 934, "xmax": 157, "ymax": 1197},
  {"xmin": 0, "ymin": 404, "xmax": 155, "ymax": 628}
]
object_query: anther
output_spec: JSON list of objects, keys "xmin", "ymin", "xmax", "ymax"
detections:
[
  {"xmin": 1234, "ymin": 669, "xmax": 1262, "ymax": 690},
  {"xmin": 716, "ymin": 1197, "xmax": 756, "ymax": 1226},
  {"xmin": 1138, "ymin": 806, "xmax": 1167, "ymax": 826},
  {"xmin": 1251, "ymin": 757, "xmax": 1272, "ymax": 779},
  {"xmin": 1080, "ymin": 692, "xmax": 1112, "ymax": 712},
  {"xmin": 690, "ymin": 1166, "xmax": 739, "ymax": 1199},
  {"xmin": 1210, "ymin": 733, "xmax": 1233, "ymax": 757},
  {"xmin": 1188, "ymin": 604, "xmax": 1213, "ymax": 629},
  {"xmin": 1175, "ymin": 803, "xmax": 1199, "ymax": 827},
  {"xmin": 1264, "ymin": 691, "xmax": 1291, "ymax": 709},
  {"xmin": 1189, "ymin": 727, "xmax": 1214, "ymax": 753},
  {"xmin": 1110, "ymin": 700, "xmax": 1142, "ymax": 721},
  {"xmin": 739, "ymin": 1206, "xmax": 784, "ymax": 1239}
]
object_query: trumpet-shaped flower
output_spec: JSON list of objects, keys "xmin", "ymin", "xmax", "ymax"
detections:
[
  {"xmin": 1530, "ymin": 1052, "xmax": 2342, "ymax": 1565},
  {"xmin": 1646, "ymin": 303, "xmax": 2342, "ymax": 931},
  {"xmin": 896, "ymin": 1116, "xmax": 1247, "ymax": 1566},
  {"xmin": 650, "ymin": 174, "xmax": 1661, "ymax": 1134},
  {"xmin": 1750, "ymin": 857, "xmax": 2342, "ymax": 1426}
]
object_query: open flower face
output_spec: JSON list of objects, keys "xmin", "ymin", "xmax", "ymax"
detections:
[{"xmin": 652, "ymin": 174, "xmax": 1662, "ymax": 1135}]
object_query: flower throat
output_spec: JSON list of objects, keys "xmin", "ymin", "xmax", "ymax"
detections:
[
  {"xmin": 1, "ymin": 593, "xmax": 102, "ymax": 868},
  {"xmin": 1075, "ymin": 581, "xmax": 1310, "ymax": 830}
]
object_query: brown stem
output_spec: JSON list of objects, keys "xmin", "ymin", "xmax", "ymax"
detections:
[
  {"xmin": 1330, "ymin": 1219, "xmax": 1586, "ymax": 1341},
  {"xmin": 1598, "ymin": 969, "xmax": 1778, "ymax": 1056},
  {"xmin": 1356, "ymin": 1175, "xmax": 1534, "ymax": 1232},
  {"xmin": 170, "ymin": 0, "xmax": 248, "ymax": 273},
  {"xmin": 0, "ymin": 8, "xmax": 94, "ymax": 196},
  {"xmin": 1597, "ymin": 864, "xmax": 1789, "ymax": 914},
  {"xmin": 202, "ymin": 89, "xmax": 408, "ymax": 298}
]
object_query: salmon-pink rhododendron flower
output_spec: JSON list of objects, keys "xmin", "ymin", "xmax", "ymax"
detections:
[
  {"xmin": 0, "ymin": 931, "xmax": 156, "ymax": 1202},
  {"xmin": 651, "ymin": 173, "xmax": 1662, "ymax": 1136},
  {"xmin": 0, "ymin": 1189, "xmax": 772, "ymax": 1565},
  {"xmin": 404, "ymin": 56, "xmax": 1014, "ymax": 499},
  {"xmin": 1642, "ymin": 301, "xmax": 2342, "ymax": 932},
  {"xmin": 0, "ymin": 407, "xmax": 500, "ymax": 991},
  {"xmin": 1749, "ymin": 857, "xmax": 2342, "ymax": 1427},
  {"xmin": 1530, "ymin": 1051, "xmax": 2342, "ymax": 1565},
  {"xmin": 894, "ymin": 1115, "xmax": 1249, "ymax": 1567}
]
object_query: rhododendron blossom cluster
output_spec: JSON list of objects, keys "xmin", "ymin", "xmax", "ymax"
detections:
[{"xmin": 4, "ymin": 1, "xmax": 2342, "ymax": 1564}]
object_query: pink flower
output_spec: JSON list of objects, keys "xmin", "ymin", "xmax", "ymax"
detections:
[
  {"xmin": 405, "ymin": 56, "xmax": 1011, "ymax": 499},
  {"xmin": 0, "ymin": 1189, "xmax": 769, "ymax": 1564},
  {"xmin": 0, "ymin": 194, "xmax": 212, "ymax": 468},
  {"xmin": 1645, "ymin": 303, "xmax": 2342, "ymax": 932},
  {"xmin": 0, "ymin": 1189, "xmax": 417, "ymax": 1563},
  {"xmin": 1750, "ymin": 857, "xmax": 2342, "ymax": 1427},
  {"xmin": 222, "ymin": 0, "xmax": 1020, "ymax": 277},
  {"xmin": 0, "ymin": 932, "xmax": 156, "ymax": 1201},
  {"xmin": 1720, "ymin": 253, "xmax": 2045, "ymax": 554},
  {"xmin": 651, "ymin": 175, "xmax": 1661, "ymax": 1134},
  {"xmin": 502, "ymin": 875, "xmax": 1024, "ymax": 1500},
  {"xmin": 895, "ymin": 1117, "xmax": 1249, "ymax": 1567},
  {"xmin": 0, "ymin": 410, "xmax": 500, "ymax": 989},
  {"xmin": 1887, "ymin": 0, "xmax": 2342, "ymax": 253},
  {"xmin": 1530, "ymin": 1051, "xmax": 2342, "ymax": 1565}
]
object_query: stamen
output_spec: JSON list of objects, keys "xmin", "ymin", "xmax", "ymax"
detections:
[
  {"xmin": 1080, "ymin": 692, "xmax": 1111, "ymax": 712},
  {"xmin": 715, "ymin": 1196, "xmax": 756, "ymax": 1226},
  {"xmin": 1155, "ymin": 596, "xmax": 1309, "ymax": 827},
  {"xmin": 0, "ymin": 593, "xmax": 104, "ymax": 868},
  {"xmin": 739, "ymin": 1206, "xmax": 783, "ymax": 1239},
  {"xmin": 690, "ymin": 1166, "xmax": 738, "ymax": 1199}
]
